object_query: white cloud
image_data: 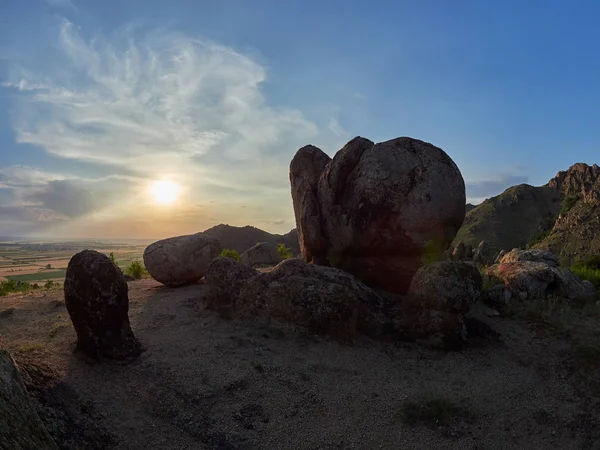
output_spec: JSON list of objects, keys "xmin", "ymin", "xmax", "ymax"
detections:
[
  {"xmin": 2, "ymin": 18, "xmax": 347, "ymax": 235},
  {"xmin": 6, "ymin": 19, "xmax": 319, "ymax": 183}
]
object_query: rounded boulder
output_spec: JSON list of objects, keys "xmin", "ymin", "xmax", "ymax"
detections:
[
  {"xmin": 143, "ymin": 233, "xmax": 221, "ymax": 287},
  {"xmin": 64, "ymin": 250, "xmax": 141, "ymax": 360}
]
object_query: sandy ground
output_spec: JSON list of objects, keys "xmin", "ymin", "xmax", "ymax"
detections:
[{"xmin": 1, "ymin": 280, "xmax": 600, "ymax": 450}]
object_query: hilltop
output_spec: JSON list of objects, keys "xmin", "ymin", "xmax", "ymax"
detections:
[
  {"xmin": 453, "ymin": 163, "xmax": 600, "ymax": 265},
  {"xmin": 202, "ymin": 224, "xmax": 300, "ymax": 255}
]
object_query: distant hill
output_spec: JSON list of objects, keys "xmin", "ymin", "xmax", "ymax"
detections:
[
  {"xmin": 202, "ymin": 224, "xmax": 301, "ymax": 255},
  {"xmin": 452, "ymin": 163, "xmax": 600, "ymax": 265}
]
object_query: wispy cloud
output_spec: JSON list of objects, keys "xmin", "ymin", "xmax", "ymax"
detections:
[
  {"xmin": 466, "ymin": 174, "xmax": 529, "ymax": 202},
  {"xmin": 2, "ymin": 18, "xmax": 343, "ymax": 236}
]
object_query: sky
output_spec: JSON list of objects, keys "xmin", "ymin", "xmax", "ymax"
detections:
[{"xmin": 1, "ymin": 0, "xmax": 599, "ymax": 239}]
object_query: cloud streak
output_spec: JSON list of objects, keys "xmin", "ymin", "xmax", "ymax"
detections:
[
  {"xmin": 466, "ymin": 174, "xmax": 529, "ymax": 202},
  {"xmin": 2, "ymin": 18, "xmax": 346, "ymax": 236}
]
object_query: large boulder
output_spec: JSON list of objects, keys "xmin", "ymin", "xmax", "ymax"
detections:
[
  {"xmin": 290, "ymin": 136, "xmax": 466, "ymax": 293},
  {"xmin": 143, "ymin": 232, "xmax": 221, "ymax": 287},
  {"xmin": 241, "ymin": 242, "xmax": 282, "ymax": 268},
  {"xmin": 500, "ymin": 248, "xmax": 559, "ymax": 267},
  {"xmin": 64, "ymin": 250, "xmax": 141, "ymax": 360},
  {"xmin": 0, "ymin": 341, "xmax": 59, "ymax": 449}
]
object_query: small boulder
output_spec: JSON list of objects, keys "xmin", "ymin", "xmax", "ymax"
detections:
[
  {"xmin": 204, "ymin": 257, "xmax": 258, "ymax": 312},
  {"xmin": 0, "ymin": 341, "xmax": 59, "ymax": 449},
  {"xmin": 241, "ymin": 242, "xmax": 282, "ymax": 268},
  {"xmin": 405, "ymin": 261, "xmax": 482, "ymax": 313},
  {"xmin": 483, "ymin": 284, "xmax": 513, "ymax": 310},
  {"xmin": 452, "ymin": 242, "xmax": 466, "ymax": 261},
  {"xmin": 488, "ymin": 261, "xmax": 556, "ymax": 299},
  {"xmin": 500, "ymin": 248, "xmax": 559, "ymax": 267},
  {"xmin": 143, "ymin": 233, "xmax": 221, "ymax": 287},
  {"xmin": 64, "ymin": 250, "xmax": 141, "ymax": 360},
  {"xmin": 551, "ymin": 267, "xmax": 596, "ymax": 301},
  {"xmin": 473, "ymin": 240, "xmax": 495, "ymax": 266}
]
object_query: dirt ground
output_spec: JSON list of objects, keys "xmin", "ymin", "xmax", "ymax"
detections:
[{"xmin": 1, "ymin": 280, "xmax": 600, "ymax": 450}]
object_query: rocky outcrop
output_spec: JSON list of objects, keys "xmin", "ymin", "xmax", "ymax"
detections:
[
  {"xmin": 487, "ymin": 247, "xmax": 595, "ymax": 302},
  {"xmin": 64, "ymin": 250, "xmax": 141, "ymax": 360},
  {"xmin": 143, "ymin": 233, "xmax": 221, "ymax": 287},
  {"xmin": 205, "ymin": 257, "xmax": 479, "ymax": 349},
  {"xmin": 453, "ymin": 163, "xmax": 600, "ymax": 266},
  {"xmin": 500, "ymin": 248, "xmax": 559, "ymax": 267},
  {"xmin": 241, "ymin": 242, "xmax": 282, "ymax": 268},
  {"xmin": 0, "ymin": 341, "xmax": 59, "ymax": 449},
  {"xmin": 290, "ymin": 136, "xmax": 466, "ymax": 293}
]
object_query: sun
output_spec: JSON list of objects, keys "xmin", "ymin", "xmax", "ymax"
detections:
[{"xmin": 149, "ymin": 180, "xmax": 182, "ymax": 205}]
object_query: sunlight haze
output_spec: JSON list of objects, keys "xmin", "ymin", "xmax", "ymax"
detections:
[{"xmin": 1, "ymin": 0, "xmax": 600, "ymax": 239}]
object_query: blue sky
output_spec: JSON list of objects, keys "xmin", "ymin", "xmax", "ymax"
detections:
[{"xmin": 1, "ymin": 0, "xmax": 599, "ymax": 238}]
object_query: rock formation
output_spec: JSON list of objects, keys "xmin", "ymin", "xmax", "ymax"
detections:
[
  {"xmin": 205, "ymin": 257, "xmax": 480, "ymax": 349},
  {"xmin": 485, "ymin": 249, "xmax": 595, "ymax": 305},
  {"xmin": 453, "ymin": 162, "xmax": 600, "ymax": 265},
  {"xmin": 143, "ymin": 232, "xmax": 221, "ymax": 286},
  {"xmin": 290, "ymin": 136, "xmax": 466, "ymax": 293},
  {"xmin": 0, "ymin": 340, "xmax": 59, "ymax": 449},
  {"xmin": 64, "ymin": 250, "xmax": 141, "ymax": 360},
  {"xmin": 241, "ymin": 242, "xmax": 282, "ymax": 268}
]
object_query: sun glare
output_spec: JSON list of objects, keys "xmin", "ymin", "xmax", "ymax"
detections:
[{"xmin": 149, "ymin": 180, "xmax": 182, "ymax": 205}]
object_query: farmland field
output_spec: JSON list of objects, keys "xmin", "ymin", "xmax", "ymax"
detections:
[{"xmin": 0, "ymin": 239, "xmax": 150, "ymax": 283}]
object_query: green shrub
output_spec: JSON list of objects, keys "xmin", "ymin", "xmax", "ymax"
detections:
[
  {"xmin": 571, "ymin": 264, "xmax": 600, "ymax": 288},
  {"xmin": 0, "ymin": 280, "xmax": 31, "ymax": 296},
  {"xmin": 220, "ymin": 248, "xmax": 241, "ymax": 262},
  {"xmin": 108, "ymin": 252, "xmax": 118, "ymax": 266},
  {"xmin": 44, "ymin": 280, "xmax": 59, "ymax": 289},
  {"xmin": 276, "ymin": 243, "xmax": 294, "ymax": 260},
  {"xmin": 561, "ymin": 194, "xmax": 579, "ymax": 214},
  {"xmin": 124, "ymin": 260, "xmax": 147, "ymax": 280}
]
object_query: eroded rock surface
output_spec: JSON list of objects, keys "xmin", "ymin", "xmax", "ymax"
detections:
[
  {"xmin": 64, "ymin": 250, "xmax": 141, "ymax": 360},
  {"xmin": 0, "ymin": 341, "xmax": 59, "ymax": 450},
  {"xmin": 144, "ymin": 233, "xmax": 221, "ymax": 287}
]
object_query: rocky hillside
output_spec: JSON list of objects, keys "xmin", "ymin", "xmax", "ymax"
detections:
[
  {"xmin": 202, "ymin": 224, "xmax": 300, "ymax": 255},
  {"xmin": 453, "ymin": 163, "xmax": 600, "ymax": 265}
]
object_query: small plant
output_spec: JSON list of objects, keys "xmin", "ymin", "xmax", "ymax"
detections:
[
  {"xmin": 44, "ymin": 280, "xmax": 59, "ymax": 289},
  {"xmin": 49, "ymin": 322, "xmax": 71, "ymax": 338},
  {"xmin": 220, "ymin": 248, "xmax": 241, "ymax": 262},
  {"xmin": 0, "ymin": 279, "xmax": 31, "ymax": 296},
  {"xmin": 15, "ymin": 342, "xmax": 45, "ymax": 354},
  {"xmin": 276, "ymin": 243, "xmax": 294, "ymax": 260},
  {"xmin": 124, "ymin": 260, "xmax": 147, "ymax": 280},
  {"xmin": 108, "ymin": 252, "xmax": 118, "ymax": 266},
  {"xmin": 560, "ymin": 194, "xmax": 579, "ymax": 214},
  {"xmin": 571, "ymin": 257, "xmax": 600, "ymax": 288},
  {"xmin": 401, "ymin": 395, "xmax": 474, "ymax": 427}
]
